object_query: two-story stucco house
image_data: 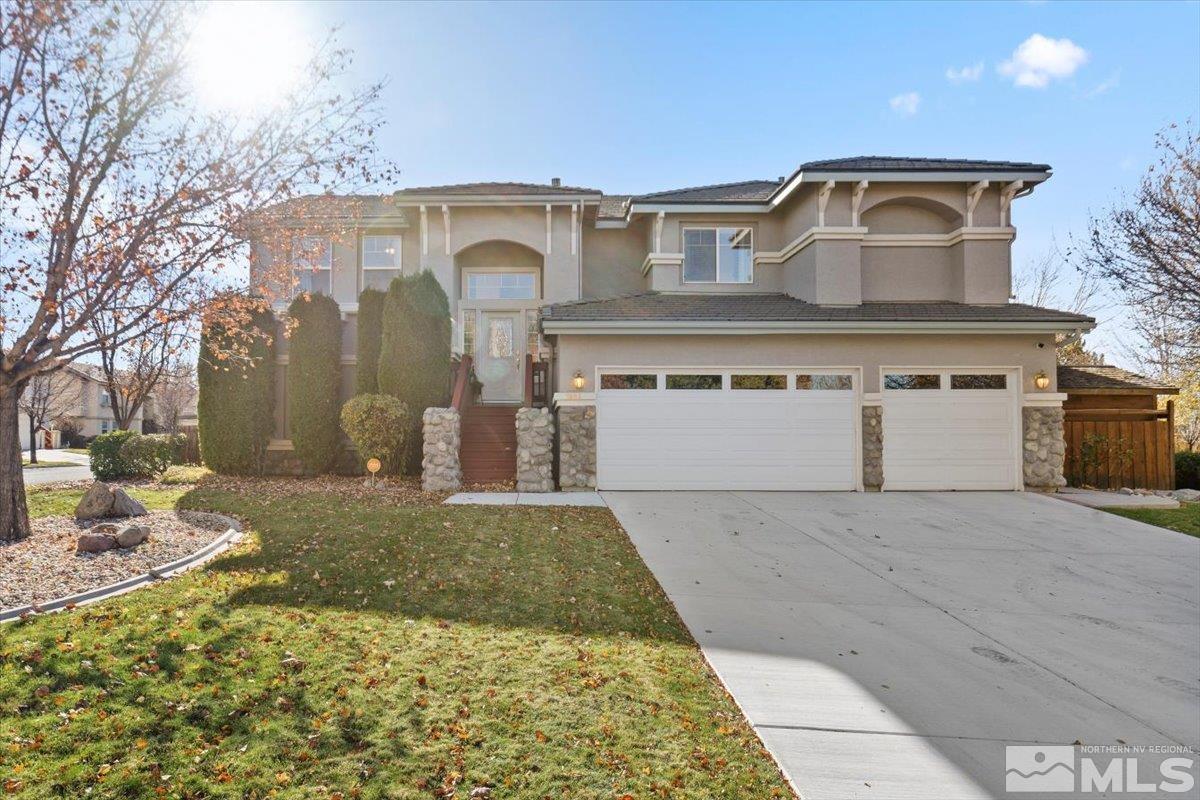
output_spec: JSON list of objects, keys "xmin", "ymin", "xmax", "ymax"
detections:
[{"xmin": 252, "ymin": 156, "xmax": 1093, "ymax": 492}]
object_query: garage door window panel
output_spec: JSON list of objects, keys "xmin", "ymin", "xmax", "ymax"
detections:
[
  {"xmin": 950, "ymin": 374, "xmax": 1007, "ymax": 390},
  {"xmin": 731, "ymin": 374, "xmax": 786, "ymax": 390},
  {"xmin": 600, "ymin": 374, "xmax": 657, "ymax": 390},
  {"xmin": 797, "ymin": 374, "xmax": 854, "ymax": 391},
  {"xmin": 885, "ymin": 374, "xmax": 941, "ymax": 390},
  {"xmin": 666, "ymin": 374, "xmax": 723, "ymax": 390}
]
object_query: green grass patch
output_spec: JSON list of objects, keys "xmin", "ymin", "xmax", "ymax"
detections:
[
  {"xmin": 160, "ymin": 464, "xmax": 213, "ymax": 485},
  {"xmin": 0, "ymin": 482, "xmax": 792, "ymax": 798},
  {"xmin": 24, "ymin": 486, "xmax": 187, "ymax": 519},
  {"xmin": 1106, "ymin": 503, "xmax": 1200, "ymax": 537},
  {"xmin": 19, "ymin": 460, "xmax": 75, "ymax": 469}
]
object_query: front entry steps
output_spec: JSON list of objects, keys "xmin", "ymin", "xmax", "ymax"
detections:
[{"xmin": 460, "ymin": 405, "xmax": 519, "ymax": 484}]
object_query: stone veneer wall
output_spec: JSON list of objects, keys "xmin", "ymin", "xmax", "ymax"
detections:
[
  {"xmin": 862, "ymin": 405, "xmax": 883, "ymax": 490},
  {"xmin": 515, "ymin": 408, "xmax": 555, "ymax": 492},
  {"xmin": 421, "ymin": 408, "xmax": 461, "ymax": 492},
  {"xmin": 558, "ymin": 406, "xmax": 596, "ymax": 490},
  {"xmin": 1022, "ymin": 406, "xmax": 1066, "ymax": 490}
]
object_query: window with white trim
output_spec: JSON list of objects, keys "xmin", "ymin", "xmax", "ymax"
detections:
[
  {"xmin": 465, "ymin": 272, "xmax": 537, "ymax": 300},
  {"xmin": 100, "ymin": 419, "xmax": 115, "ymax": 434},
  {"xmin": 292, "ymin": 236, "xmax": 331, "ymax": 295},
  {"xmin": 683, "ymin": 227, "xmax": 753, "ymax": 284},
  {"xmin": 361, "ymin": 235, "xmax": 401, "ymax": 292}
]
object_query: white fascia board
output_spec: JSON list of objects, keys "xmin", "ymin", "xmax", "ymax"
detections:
[
  {"xmin": 770, "ymin": 171, "xmax": 1049, "ymax": 207},
  {"xmin": 392, "ymin": 194, "xmax": 602, "ymax": 206},
  {"xmin": 626, "ymin": 202, "xmax": 772, "ymax": 215},
  {"xmin": 543, "ymin": 319, "xmax": 1093, "ymax": 335}
]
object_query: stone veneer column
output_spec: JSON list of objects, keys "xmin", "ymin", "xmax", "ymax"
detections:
[
  {"xmin": 515, "ymin": 408, "xmax": 555, "ymax": 492},
  {"xmin": 557, "ymin": 405, "xmax": 596, "ymax": 490},
  {"xmin": 862, "ymin": 405, "xmax": 883, "ymax": 490},
  {"xmin": 1022, "ymin": 406, "xmax": 1066, "ymax": 490},
  {"xmin": 421, "ymin": 408, "xmax": 461, "ymax": 492}
]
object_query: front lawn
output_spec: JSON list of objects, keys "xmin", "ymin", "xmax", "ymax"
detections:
[
  {"xmin": 1106, "ymin": 503, "xmax": 1200, "ymax": 537},
  {"xmin": 1, "ymin": 480, "xmax": 791, "ymax": 799},
  {"xmin": 19, "ymin": 460, "xmax": 76, "ymax": 469}
]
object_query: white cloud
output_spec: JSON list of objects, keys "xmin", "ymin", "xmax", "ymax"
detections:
[
  {"xmin": 945, "ymin": 62, "xmax": 984, "ymax": 84},
  {"xmin": 999, "ymin": 34, "xmax": 1089, "ymax": 88},
  {"xmin": 1086, "ymin": 70, "xmax": 1120, "ymax": 97},
  {"xmin": 889, "ymin": 91, "xmax": 920, "ymax": 116}
]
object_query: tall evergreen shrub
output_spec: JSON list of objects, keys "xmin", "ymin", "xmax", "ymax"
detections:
[
  {"xmin": 355, "ymin": 287, "xmax": 386, "ymax": 394},
  {"xmin": 197, "ymin": 303, "xmax": 276, "ymax": 474},
  {"xmin": 378, "ymin": 271, "xmax": 452, "ymax": 472},
  {"xmin": 287, "ymin": 293, "xmax": 343, "ymax": 473}
]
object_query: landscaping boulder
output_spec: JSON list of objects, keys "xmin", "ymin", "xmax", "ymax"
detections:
[
  {"xmin": 1173, "ymin": 488, "xmax": 1200, "ymax": 503},
  {"xmin": 75, "ymin": 482, "xmax": 116, "ymax": 520},
  {"xmin": 90, "ymin": 522, "xmax": 120, "ymax": 536},
  {"xmin": 115, "ymin": 525, "xmax": 150, "ymax": 548},
  {"xmin": 111, "ymin": 488, "xmax": 148, "ymax": 517},
  {"xmin": 76, "ymin": 532, "xmax": 117, "ymax": 554}
]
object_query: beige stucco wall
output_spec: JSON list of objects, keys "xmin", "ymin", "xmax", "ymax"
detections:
[
  {"xmin": 580, "ymin": 221, "xmax": 648, "ymax": 298},
  {"xmin": 861, "ymin": 246, "xmax": 955, "ymax": 302},
  {"xmin": 553, "ymin": 333, "xmax": 1058, "ymax": 395}
]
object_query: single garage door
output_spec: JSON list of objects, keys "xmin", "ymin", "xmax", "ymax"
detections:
[
  {"xmin": 596, "ymin": 369, "xmax": 858, "ymax": 491},
  {"xmin": 881, "ymin": 368, "xmax": 1020, "ymax": 490}
]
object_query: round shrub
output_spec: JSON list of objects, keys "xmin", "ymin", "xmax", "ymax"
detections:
[
  {"xmin": 1177, "ymin": 451, "xmax": 1200, "ymax": 490},
  {"xmin": 198, "ymin": 302, "xmax": 276, "ymax": 474},
  {"xmin": 340, "ymin": 394, "xmax": 410, "ymax": 474},
  {"xmin": 287, "ymin": 293, "xmax": 344, "ymax": 473},
  {"xmin": 355, "ymin": 287, "xmax": 386, "ymax": 395},
  {"xmin": 378, "ymin": 271, "xmax": 451, "ymax": 472},
  {"xmin": 89, "ymin": 429, "xmax": 139, "ymax": 481},
  {"xmin": 119, "ymin": 433, "xmax": 183, "ymax": 478}
]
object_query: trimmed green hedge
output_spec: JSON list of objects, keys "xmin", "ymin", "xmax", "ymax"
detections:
[
  {"xmin": 1178, "ymin": 451, "xmax": 1200, "ymax": 490},
  {"xmin": 378, "ymin": 271, "xmax": 451, "ymax": 473},
  {"xmin": 89, "ymin": 429, "xmax": 139, "ymax": 481},
  {"xmin": 119, "ymin": 433, "xmax": 183, "ymax": 478},
  {"xmin": 355, "ymin": 287, "xmax": 386, "ymax": 395},
  {"xmin": 197, "ymin": 302, "xmax": 276, "ymax": 474},
  {"xmin": 340, "ymin": 394, "xmax": 410, "ymax": 475},
  {"xmin": 287, "ymin": 293, "xmax": 344, "ymax": 474}
]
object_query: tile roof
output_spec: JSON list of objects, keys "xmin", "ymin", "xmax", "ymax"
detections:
[
  {"xmin": 394, "ymin": 181, "xmax": 600, "ymax": 196},
  {"xmin": 598, "ymin": 195, "xmax": 631, "ymax": 219},
  {"xmin": 633, "ymin": 180, "xmax": 784, "ymax": 203},
  {"xmin": 1057, "ymin": 364, "xmax": 1179, "ymax": 393},
  {"xmin": 542, "ymin": 293, "xmax": 1094, "ymax": 325},
  {"xmin": 796, "ymin": 156, "xmax": 1052, "ymax": 172}
]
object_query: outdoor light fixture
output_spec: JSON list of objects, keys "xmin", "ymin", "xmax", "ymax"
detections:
[
  {"xmin": 572, "ymin": 370, "xmax": 585, "ymax": 390},
  {"xmin": 1033, "ymin": 371, "xmax": 1050, "ymax": 390}
]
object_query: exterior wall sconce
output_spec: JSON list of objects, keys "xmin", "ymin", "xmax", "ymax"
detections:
[
  {"xmin": 572, "ymin": 370, "xmax": 586, "ymax": 391},
  {"xmin": 1033, "ymin": 371, "xmax": 1050, "ymax": 390}
]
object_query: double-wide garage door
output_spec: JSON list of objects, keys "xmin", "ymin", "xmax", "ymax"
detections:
[
  {"xmin": 594, "ymin": 366, "xmax": 1022, "ymax": 492},
  {"xmin": 596, "ymin": 369, "xmax": 858, "ymax": 490}
]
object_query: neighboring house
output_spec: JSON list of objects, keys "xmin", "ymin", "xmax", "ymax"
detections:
[
  {"xmin": 251, "ymin": 156, "xmax": 1094, "ymax": 491},
  {"xmin": 1058, "ymin": 364, "xmax": 1179, "ymax": 490},
  {"xmin": 18, "ymin": 364, "xmax": 143, "ymax": 449}
]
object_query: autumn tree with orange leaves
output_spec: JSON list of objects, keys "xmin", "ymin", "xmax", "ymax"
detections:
[{"xmin": 0, "ymin": 1, "xmax": 392, "ymax": 541}]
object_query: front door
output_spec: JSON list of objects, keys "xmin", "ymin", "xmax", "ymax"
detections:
[{"xmin": 477, "ymin": 311, "xmax": 524, "ymax": 403}]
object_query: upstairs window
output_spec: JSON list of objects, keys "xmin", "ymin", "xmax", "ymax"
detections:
[
  {"xmin": 465, "ymin": 272, "xmax": 537, "ymax": 300},
  {"xmin": 683, "ymin": 227, "xmax": 753, "ymax": 284},
  {"xmin": 361, "ymin": 235, "xmax": 401, "ymax": 292},
  {"xmin": 292, "ymin": 236, "xmax": 331, "ymax": 295}
]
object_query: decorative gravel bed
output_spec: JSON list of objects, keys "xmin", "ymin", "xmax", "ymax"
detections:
[{"xmin": 0, "ymin": 510, "xmax": 231, "ymax": 611}]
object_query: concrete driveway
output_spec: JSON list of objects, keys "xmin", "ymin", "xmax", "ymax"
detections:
[
  {"xmin": 22, "ymin": 448, "xmax": 91, "ymax": 485},
  {"xmin": 603, "ymin": 491, "xmax": 1200, "ymax": 799}
]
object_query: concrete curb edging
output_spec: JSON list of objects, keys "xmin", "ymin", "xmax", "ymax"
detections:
[{"xmin": 1, "ymin": 513, "xmax": 245, "ymax": 624}]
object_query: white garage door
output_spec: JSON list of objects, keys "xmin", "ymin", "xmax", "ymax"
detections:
[
  {"xmin": 881, "ymin": 369, "xmax": 1020, "ymax": 491},
  {"xmin": 596, "ymin": 369, "xmax": 858, "ymax": 491}
]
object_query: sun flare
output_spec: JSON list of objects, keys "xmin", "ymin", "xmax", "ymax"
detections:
[{"xmin": 187, "ymin": 1, "xmax": 310, "ymax": 113}]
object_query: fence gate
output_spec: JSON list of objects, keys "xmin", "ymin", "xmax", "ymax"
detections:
[{"xmin": 1063, "ymin": 401, "xmax": 1176, "ymax": 490}]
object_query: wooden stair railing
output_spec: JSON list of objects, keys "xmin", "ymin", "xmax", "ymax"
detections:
[{"xmin": 451, "ymin": 354, "xmax": 473, "ymax": 411}]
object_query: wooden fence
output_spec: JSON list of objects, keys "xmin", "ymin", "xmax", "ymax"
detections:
[{"xmin": 1063, "ymin": 401, "xmax": 1175, "ymax": 490}]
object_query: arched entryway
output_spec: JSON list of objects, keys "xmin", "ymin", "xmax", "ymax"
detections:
[{"xmin": 454, "ymin": 240, "xmax": 546, "ymax": 404}]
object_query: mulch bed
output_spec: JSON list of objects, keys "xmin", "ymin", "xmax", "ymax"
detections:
[{"xmin": 0, "ymin": 510, "xmax": 231, "ymax": 611}]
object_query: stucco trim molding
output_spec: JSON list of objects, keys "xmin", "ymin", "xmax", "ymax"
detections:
[
  {"xmin": 640, "ymin": 252, "xmax": 685, "ymax": 275},
  {"xmin": 754, "ymin": 226, "xmax": 869, "ymax": 265},
  {"xmin": 861, "ymin": 392, "xmax": 883, "ymax": 407},
  {"xmin": 552, "ymin": 391, "xmax": 596, "ymax": 408},
  {"xmin": 1022, "ymin": 392, "xmax": 1068, "ymax": 407},
  {"xmin": 860, "ymin": 227, "xmax": 1015, "ymax": 248}
]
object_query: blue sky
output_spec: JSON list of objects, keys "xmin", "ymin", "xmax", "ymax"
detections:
[{"xmin": 294, "ymin": 0, "xmax": 1199, "ymax": 357}]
